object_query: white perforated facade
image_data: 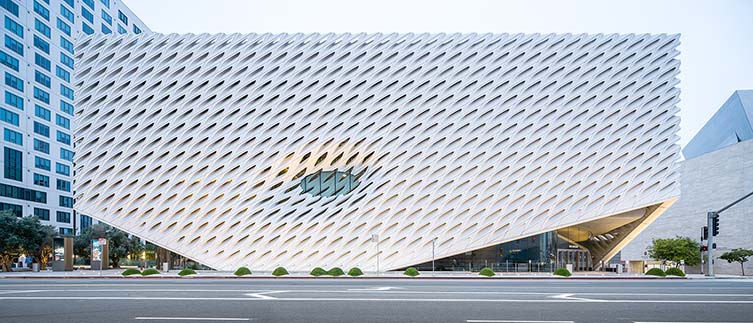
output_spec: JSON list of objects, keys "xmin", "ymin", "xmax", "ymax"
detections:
[{"xmin": 75, "ymin": 33, "xmax": 681, "ymax": 271}]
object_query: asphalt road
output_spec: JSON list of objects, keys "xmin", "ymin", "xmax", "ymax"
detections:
[{"xmin": 1, "ymin": 278, "xmax": 752, "ymax": 323}]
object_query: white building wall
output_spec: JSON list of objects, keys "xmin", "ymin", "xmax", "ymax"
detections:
[
  {"xmin": 621, "ymin": 139, "xmax": 753, "ymax": 275},
  {"xmin": 75, "ymin": 33, "xmax": 682, "ymax": 271}
]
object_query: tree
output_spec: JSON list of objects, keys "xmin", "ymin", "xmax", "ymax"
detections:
[
  {"xmin": 647, "ymin": 236, "xmax": 701, "ymax": 266},
  {"xmin": 74, "ymin": 223, "xmax": 140, "ymax": 268},
  {"xmin": 0, "ymin": 211, "xmax": 55, "ymax": 271},
  {"xmin": 719, "ymin": 249, "xmax": 753, "ymax": 276}
]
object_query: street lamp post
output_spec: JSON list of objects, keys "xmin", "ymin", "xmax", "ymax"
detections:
[
  {"xmin": 432, "ymin": 238, "xmax": 437, "ymax": 276},
  {"xmin": 372, "ymin": 234, "xmax": 379, "ymax": 277}
]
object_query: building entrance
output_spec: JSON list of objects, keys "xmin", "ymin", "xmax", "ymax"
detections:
[{"xmin": 557, "ymin": 249, "xmax": 592, "ymax": 271}]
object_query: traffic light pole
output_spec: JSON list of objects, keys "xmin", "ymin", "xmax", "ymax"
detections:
[
  {"xmin": 706, "ymin": 212, "xmax": 715, "ymax": 277},
  {"xmin": 705, "ymin": 190, "xmax": 753, "ymax": 277}
]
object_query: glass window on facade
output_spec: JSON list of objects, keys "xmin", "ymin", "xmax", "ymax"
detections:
[
  {"xmin": 33, "ymin": 0, "xmax": 50, "ymax": 21},
  {"xmin": 56, "ymin": 131, "xmax": 71, "ymax": 145},
  {"xmin": 0, "ymin": 202, "xmax": 23, "ymax": 218},
  {"xmin": 33, "ymin": 122, "xmax": 50, "ymax": 137},
  {"xmin": 0, "ymin": 50, "xmax": 20, "ymax": 71},
  {"xmin": 35, "ymin": 105, "xmax": 51, "ymax": 121},
  {"xmin": 33, "ymin": 138, "xmax": 49, "ymax": 154},
  {"xmin": 34, "ymin": 87, "xmax": 50, "ymax": 104},
  {"xmin": 56, "ymin": 66, "xmax": 71, "ymax": 83},
  {"xmin": 35, "ymin": 53, "xmax": 51, "ymax": 71},
  {"xmin": 4, "ymin": 72, "xmax": 23, "ymax": 92},
  {"xmin": 101, "ymin": 10, "xmax": 112, "ymax": 25},
  {"xmin": 35, "ymin": 70, "xmax": 51, "ymax": 88},
  {"xmin": 60, "ymin": 100, "xmax": 73, "ymax": 115},
  {"xmin": 0, "ymin": 183, "xmax": 46, "ymax": 203},
  {"xmin": 55, "ymin": 162, "xmax": 70, "ymax": 176},
  {"xmin": 60, "ymin": 84, "xmax": 74, "ymax": 100},
  {"xmin": 56, "ymin": 179, "xmax": 70, "ymax": 192},
  {"xmin": 4, "ymin": 17, "xmax": 23, "ymax": 37},
  {"xmin": 101, "ymin": 24, "xmax": 112, "ymax": 34},
  {"xmin": 56, "ymin": 114, "xmax": 70, "ymax": 129},
  {"xmin": 82, "ymin": 7, "xmax": 94, "ymax": 24},
  {"xmin": 3, "ymin": 147, "xmax": 23, "ymax": 181},
  {"xmin": 300, "ymin": 170, "xmax": 358, "ymax": 197},
  {"xmin": 60, "ymin": 4, "xmax": 74, "ymax": 23},
  {"xmin": 60, "ymin": 147, "xmax": 73, "ymax": 161},
  {"xmin": 118, "ymin": 10, "xmax": 128, "ymax": 24},
  {"xmin": 59, "ymin": 195, "xmax": 73, "ymax": 208},
  {"xmin": 34, "ymin": 18, "xmax": 51, "ymax": 38},
  {"xmin": 56, "ymin": 211, "xmax": 70, "ymax": 223},
  {"xmin": 35, "ymin": 156, "xmax": 51, "ymax": 171},
  {"xmin": 4, "ymin": 128, "xmax": 23, "ymax": 145},
  {"xmin": 82, "ymin": 23, "xmax": 94, "ymax": 35},
  {"xmin": 60, "ymin": 53, "xmax": 74, "ymax": 69},
  {"xmin": 33, "ymin": 35, "xmax": 50, "ymax": 54},
  {"xmin": 56, "ymin": 18, "xmax": 71, "ymax": 36},
  {"xmin": 0, "ymin": 107, "xmax": 19, "ymax": 126},
  {"xmin": 33, "ymin": 173, "xmax": 49, "ymax": 187},
  {"xmin": 34, "ymin": 207, "xmax": 50, "ymax": 221},
  {"xmin": 4, "ymin": 35, "xmax": 23, "ymax": 55},
  {"xmin": 5, "ymin": 91, "xmax": 23, "ymax": 110}
]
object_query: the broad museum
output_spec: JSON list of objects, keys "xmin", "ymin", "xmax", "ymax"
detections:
[{"xmin": 74, "ymin": 33, "xmax": 681, "ymax": 271}]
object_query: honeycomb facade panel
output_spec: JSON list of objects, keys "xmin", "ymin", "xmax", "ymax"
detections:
[{"xmin": 74, "ymin": 33, "xmax": 681, "ymax": 271}]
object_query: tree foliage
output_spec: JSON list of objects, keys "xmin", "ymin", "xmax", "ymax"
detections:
[
  {"xmin": 647, "ymin": 236, "xmax": 701, "ymax": 266},
  {"xmin": 74, "ymin": 223, "xmax": 143, "ymax": 268},
  {"xmin": 720, "ymin": 248, "xmax": 753, "ymax": 276},
  {"xmin": 0, "ymin": 211, "xmax": 55, "ymax": 272}
]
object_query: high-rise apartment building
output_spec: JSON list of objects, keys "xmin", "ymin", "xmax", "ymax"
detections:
[{"xmin": 0, "ymin": 0, "xmax": 148, "ymax": 235}]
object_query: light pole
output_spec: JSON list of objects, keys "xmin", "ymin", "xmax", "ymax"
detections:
[
  {"xmin": 371, "ymin": 234, "xmax": 379, "ymax": 277},
  {"xmin": 432, "ymin": 237, "xmax": 437, "ymax": 276}
]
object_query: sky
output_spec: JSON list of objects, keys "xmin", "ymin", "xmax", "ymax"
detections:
[{"xmin": 123, "ymin": 0, "xmax": 753, "ymax": 149}]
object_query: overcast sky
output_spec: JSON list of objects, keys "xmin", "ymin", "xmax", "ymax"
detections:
[{"xmin": 123, "ymin": 0, "xmax": 753, "ymax": 149}]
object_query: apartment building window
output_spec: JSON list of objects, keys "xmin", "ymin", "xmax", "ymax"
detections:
[
  {"xmin": 60, "ymin": 84, "xmax": 74, "ymax": 100},
  {"xmin": 35, "ymin": 105, "xmax": 51, "ymax": 121},
  {"xmin": 33, "ymin": 35, "xmax": 50, "ymax": 54},
  {"xmin": 0, "ymin": 50, "xmax": 20, "ymax": 71},
  {"xmin": 4, "ymin": 17, "xmax": 23, "ymax": 37},
  {"xmin": 83, "ymin": 0, "xmax": 94, "ymax": 9},
  {"xmin": 133, "ymin": 25, "xmax": 142, "ymax": 34},
  {"xmin": 57, "ymin": 18, "xmax": 71, "ymax": 36},
  {"xmin": 118, "ymin": 24, "xmax": 127, "ymax": 34},
  {"xmin": 34, "ymin": 208, "xmax": 50, "ymax": 221},
  {"xmin": 5, "ymin": 91, "xmax": 23, "ymax": 110},
  {"xmin": 33, "ymin": 122, "xmax": 49, "ymax": 137},
  {"xmin": 4, "ymin": 72, "xmax": 23, "ymax": 91},
  {"xmin": 82, "ymin": 7, "xmax": 94, "ymax": 24},
  {"xmin": 60, "ymin": 100, "xmax": 74, "ymax": 115},
  {"xmin": 35, "ymin": 156, "xmax": 51, "ymax": 171},
  {"xmin": 34, "ymin": 87, "xmax": 50, "ymax": 104},
  {"xmin": 56, "ymin": 114, "xmax": 70, "ymax": 129},
  {"xmin": 35, "ymin": 53, "xmax": 51, "ymax": 71},
  {"xmin": 55, "ymin": 162, "xmax": 70, "ymax": 176},
  {"xmin": 60, "ymin": 148, "xmax": 73, "ymax": 161},
  {"xmin": 56, "ymin": 179, "xmax": 71, "ymax": 192},
  {"xmin": 34, "ymin": 18, "xmax": 51, "ymax": 38},
  {"xmin": 60, "ymin": 37, "xmax": 74, "ymax": 54},
  {"xmin": 56, "ymin": 131, "xmax": 71, "ymax": 145},
  {"xmin": 101, "ymin": 24, "xmax": 112, "ymax": 34},
  {"xmin": 3, "ymin": 147, "xmax": 22, "ymax": 181},
  {"xmin": 0, "ymin": 203, "xmax": 22, "ymax": 217},
  {"xmin": 33, "ymin": 138, "xmax": 49, "ymax": 154},
  {"xmin": 33, "ymin": 173, "xmax": 49, "ymax": 187},
  {"xmin": 56, "ymin": 66, "xmax": 71, "ymax": 83},
  {"xmin": 0, "ymin": 183, "xmax": 46, "ymax": 203},
  {"xmin": 60, "ymin": 4, "xmax": 74, "ymax": 23},
  {"xmin": 35, "ymin": 71, "xmax": 51, "ymax": 88},
  {"xmin": 4, "ymin": 128, "xmax": 23, "ymax": 145},
  {"xmin": 118, "ymin": 10, "xmax": 128, "ymax": 24},
  {"xmin": 56, "ymin": 211, "xmax": 71, "ymax": 223},
  {"xmin": 4, "ymin": 91, "xmax": 23, "ymax": 110},
  {"xmin": 0, "ymin": 108, "xmax": 19, "ymax": 126},
  {"xmin": 83, "ymin": 24, "xmax": 94, "ymax": 35},
  {"xmin": 4, "ymin": 35, "xmax": 23, "ymax": 55},
  {"xmin": 59, "ymin": 196, "xmax": 73, "ymax": 208},
  {"xmin": 60, "ymin": 53, "xmax": 74, "ymax": 69},
  {"xmin": 33, "ymin": 0, "xmax": 50, "ymax": 21},
  {"xmin": 101, "ymin": 10, "xmax": 112, "ymax": 25}
]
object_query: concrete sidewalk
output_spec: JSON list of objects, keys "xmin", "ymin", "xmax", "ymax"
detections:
[{"xmin": 0, "ymin": 268, "xmax": 712, "ymax": 279}]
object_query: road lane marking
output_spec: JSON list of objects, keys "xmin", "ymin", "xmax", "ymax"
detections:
[
  {"xmin": 347, "ymin": 286, "xmax": 403, "ymax": 291},
  {"xmin": 245, "ymin": 290, "xmax": 287, "ymax": 299},
  {"xmin": 467, "ymin": 320, "xmax": 574, "ymax": 323},
  {"xmin": 2, "ymin": 296, "xmax": 753, "ymax": 303},
  {"xmin": 134, "ymin": 317, "xmax": 250, "ymax": 321},
  {"xmin": 548, "ymin": 293, "xmax": 604, "ymax": 302}
]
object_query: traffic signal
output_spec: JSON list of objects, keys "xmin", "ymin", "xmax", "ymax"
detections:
[
  {"xmin": 702, "ymin": 226, "xmax": 708, "ymax": 240},
  {"xmin": 701, "ymin": 245, "xmax": 708, "ymax": 252},
  {"xmin": 712, "ymin": 214, "xmax": 720, "ymax": 236}
]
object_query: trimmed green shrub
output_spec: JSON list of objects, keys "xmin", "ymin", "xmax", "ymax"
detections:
[
  {"xmin": 347, "ymin": 267, "xmax": 364, "ymax": 277},
  {"xmin": 141, "ymin": 268, "xmax": 160, "ymax": 276},
  {"xmin": 234, "ymin": 267, "xmax": 252, "ymax": 276},
  {"xmin": 645, "ymin": 268, "xmax": 666, "ymax": 277},
  {"xmin": 272, "ymin": 266, "xmax": 289, "ymax": 277},
  {"xmin": 665, "ymin": 267, "xmax": 685, "ymax": 277},
  {"xmin": 121, "ymin": 268, "xmax": 141, "ymax": 276},
  {"xmin": 403, "ymin": 267, "xmax": 420, "ymax": 277},
  {"xmin": 553, "ymin": 268, "xmax": 572, "ymax": 277},
  {"xmin": 178, "ymin": 268, "xmax": 197, "ymax": 276},
  {"xmin": 310, "ymin": 267, "xmax": 328, "ymax": 276},
  {"xmin": 479, "ymin": 267, "xmax": 495, "ymax": 277},
  {"xmin": 327, "ymin": 267, "xmax": 345, "ymax": 277}
]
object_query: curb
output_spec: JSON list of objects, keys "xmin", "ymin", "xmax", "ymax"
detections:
[{"xmin": 0, "ymin": 275, "xmax": 687, "ymax": 280}]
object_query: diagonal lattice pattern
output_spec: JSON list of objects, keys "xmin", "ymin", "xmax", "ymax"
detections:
[{"xmin": 75, "ymin": 33, "xmax": 681, "ymax": 271}]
